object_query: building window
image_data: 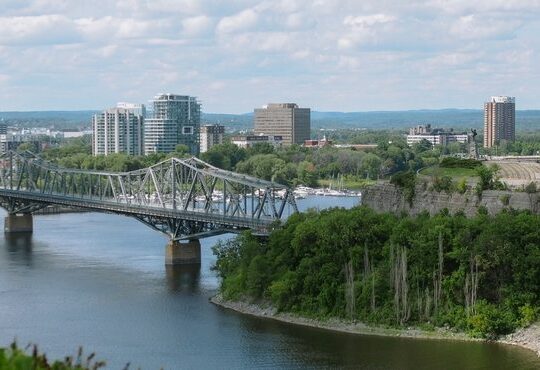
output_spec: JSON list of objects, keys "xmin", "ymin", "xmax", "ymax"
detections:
[{"xmin": 183, "ymin": 126, "xmax": 193, "ymax": 135}]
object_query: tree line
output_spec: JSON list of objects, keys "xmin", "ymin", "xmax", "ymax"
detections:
[
  {"xmin": 212, "ymin": 206, "xmax": 539, "ymax": 339},
  {"xmin": 36, "ymin": 134, "xmax": 439, "ymax": 187}
]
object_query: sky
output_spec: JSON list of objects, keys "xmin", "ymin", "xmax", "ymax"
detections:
[{"xmin": 1, "ymin": 0, "xmax": 540, "ymax": 113}]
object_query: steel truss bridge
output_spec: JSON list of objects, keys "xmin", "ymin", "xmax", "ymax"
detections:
[{"xmin": 0, "ymin": 151, "xmax": 298, "ymax": 240}]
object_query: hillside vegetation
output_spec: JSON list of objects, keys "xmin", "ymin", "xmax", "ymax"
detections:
[{"xmin": 213, "ymin": 207, "xmax": 540, "ymax": 339}]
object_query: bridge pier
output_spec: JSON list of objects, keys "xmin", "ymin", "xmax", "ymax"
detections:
[
  {"xmin": 165, "ymin": 239, "xmax": 201, "ymax": 265},
  {"xmin": 4, "ymin": 214, "xmax": 33, "ymax": 233}
]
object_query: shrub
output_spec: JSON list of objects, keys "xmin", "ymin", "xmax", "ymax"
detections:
[
  {"xmin": 525, "ymin": 182, "xmax": 537, "ymax": 194},
  {"xmin": 390, "ymin": 171, "xmax": 416, "ymax": 205},
  {"xmin": 499, "ymin": 194, "xmax": 510, "ymax": 206},
  {"xmin": 432, "ymin": 176, "xmax": 453, "ymax": 193},
  {"xmin": 467, "ymin": 301, "xmax": 516, "ymax": 339},
  {"xmin": 440, "ymin": 157, "xmax": 482, "ymax": 169},
  {"xmin": 0, "ymin": 342, "xmax": 106, "ymax": 369},
  {"xmin": 518, "ymin": 304, "xmax": 537, "ymax": 327}
]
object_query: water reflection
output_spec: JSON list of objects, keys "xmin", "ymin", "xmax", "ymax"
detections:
[
  {"xmin": 165, "ymin": 263, "xmax": 201, "ymax": 293},
  {"xmin": 3, "ymin": 232, "xmax": 33, "ymax": 265}
]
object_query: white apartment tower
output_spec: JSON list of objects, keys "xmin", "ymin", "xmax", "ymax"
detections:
[
  {"xmin": 92, "ymin": 107, "xmax": 144, "ymax": 156},
  {"xmin": 200, "ymin": 124, "xmax": 225, "ymax": 153},
  {"xmin": 483, "ymin": 96, "xmax": 516, "ymax": 148},
  {"xmin": 254, "ymin": 103, "xmax": 310, "ymax": 145},
  {"xmin": 144, "ymin": 93, "xmax": 201, "ymax": 155}
]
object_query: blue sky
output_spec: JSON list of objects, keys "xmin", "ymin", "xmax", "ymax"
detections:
[{"xmin": 1, "ymin": 0, "xmax": 539, "ymax": 112}]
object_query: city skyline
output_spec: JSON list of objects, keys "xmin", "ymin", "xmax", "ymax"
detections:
[{"xmin": 1, "ymin": 1, "xmax": 539, "ymax": 113}]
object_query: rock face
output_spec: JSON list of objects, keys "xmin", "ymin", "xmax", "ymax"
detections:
[{"xmin": 362, "ymin": 182, "xmax": 540, "ymax": 216}]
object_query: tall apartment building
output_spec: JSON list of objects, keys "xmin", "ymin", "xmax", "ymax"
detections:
[
  {"xmin": 200, "ymin": 124, "xmax": 224, "ymax": 153},
  {"xmin": 117, "ymin": 102, "xmax": 146, "ymax": 117},
  {"xmin": 92, "ymin": 107, "xmax": 144, "ymax": 156},
  {"xmin": 144, "ymin": 93, "xmax": 201, "ymax": 155},
  {"xmin": 0, "ymin": 121, "xmax": 8, "ymax": 154},
  {"xmin": 254, "ymin": 103, "xmax": 310, "ymax": 145},
  {"xmin": 483, "ymin": 96, "xmax": 515, "ymax": 148}
]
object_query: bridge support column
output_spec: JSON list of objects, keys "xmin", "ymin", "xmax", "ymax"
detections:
[
  {"xmin": 4, "ymin": 214, "xmax": 33, "ymax": 233},
  {"xmin": 165, "ymin": 239, "xmax": 201, "ymax": 265}
]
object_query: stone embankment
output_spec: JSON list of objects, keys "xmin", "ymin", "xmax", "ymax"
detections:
[
  {"xmin": 361, "ymin": 182, "xmax": 540, "ymax": 216},
  {"xmin": 211, "ymin": 295, "xmax": 540, "ymax": 356},
  {"xmin": 502, "ymin": 324, "xmax": 540, "ymax": 356}
]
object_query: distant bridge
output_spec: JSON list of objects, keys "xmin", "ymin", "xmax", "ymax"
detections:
[{"xmin": 0, "ymin": 151, "xmax": 298, "ymax": 263}]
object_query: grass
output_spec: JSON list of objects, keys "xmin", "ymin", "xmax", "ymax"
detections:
[{"xmin": 420, "ymin": 166, "xmax": 478, "ymax": 179}]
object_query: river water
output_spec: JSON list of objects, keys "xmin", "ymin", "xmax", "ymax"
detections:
[{"xmin": 1, "ymin": 196, "xmax": 539, "ymax": 369}]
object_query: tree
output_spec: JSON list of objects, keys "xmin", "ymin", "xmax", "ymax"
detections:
[
  {"xmin": 173, "ymin": 144, "xmax": 190, "ymax": 156},
  {"xmin": 476, "ymin": 164, "xmax": 500, "ymax": 190}
]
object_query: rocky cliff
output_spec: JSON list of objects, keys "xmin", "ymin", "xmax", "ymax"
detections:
[{"xmin": 362, "ymin": 182, "xmax": 540, "ymax": 216}]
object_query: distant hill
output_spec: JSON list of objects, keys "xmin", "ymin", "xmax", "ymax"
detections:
[
  {"xmin": 2, "ymin": 109, "xmax": 540, "ymax": 132},
  {"xmin": 203, "ymin": 109, "xmax": 540, "ymax": 132},
  {"xmin": 0, "ymin": 110, "xmax": 98, "ymax": 130}
]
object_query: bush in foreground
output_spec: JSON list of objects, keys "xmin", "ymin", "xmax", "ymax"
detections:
[{"xmin": 0, "ymin": 342, "xmax": 108, "ymax": 370}]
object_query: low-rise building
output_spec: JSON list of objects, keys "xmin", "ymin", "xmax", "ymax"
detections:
[
  {"xmin": 200, "ymin": 124, "xmax": 225, "ymax": 153},
  {"xmin": 231, "ymin": 134, "xmax": 283, "ymax": 149},
  {"xmin": 304, "ymin": 135, "xmax": 332, "ymax": 148},
  {"xmin": 406, "ymin": 124, "xmax": 468, "ymax": 147}
]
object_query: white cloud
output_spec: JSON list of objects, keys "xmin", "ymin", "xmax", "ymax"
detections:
[
  {"xmin": 216, "ymin": 9, "xmax": 258, "ymax": 34},
  {"xmin": 429, "ymin": 0, "xmax": 540, "ymax": 15},
  {"xmin": 182, "ymin": 15, "xmax": 213, "ymax": 36},
  {"xmin": 0, "ymin": 15, "xmax": 80, "ymax": 45},
  {"xmin": 344, "ymin": 14, "xmax": 396, "ymax": 28},
  {"xmin": 146, "ymin": 0, "xmax": 203, "ymax": 15},
  {"xmin": 1, "ymin": 1, "xmax": 540, "ymax": 111}
]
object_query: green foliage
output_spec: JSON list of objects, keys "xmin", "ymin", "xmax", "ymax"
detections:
[
  {"xmin": 214, "ymin": 207, "xmax": 540, "ymax": 338},
  {"xmin": 440, "ymin": 157, "xmax": 482, "ymax": 169},
  {"xmin": 476, "ymin": 164, "xmax": 502, "ymax": 190},
  {"xmin": 432, "ymin": 176, "xmax": 453, "ymax": 193},
  {"xmin": 467, "ymin": 301, "xmax": 516, "ymax": 339},
  {"xmin": 524, "ymin": 182, "xmax": 537, "ymax": 194},
  {"xmin": 457, "ymin": 178, "xmax": 468, "ymax": 194},
  {"xmin": 499, "ymin": 194, "xmax": 511, "ymax": 206},
  {"xmin": 0, "ymin": 342, "xmax": 106, "ymax": 369},
  {"xmin": 518, "ymin": 304, "xmax": 537, "ymax": 327},
  {"xmin": 200, "ymin": 143, "xmax": 247, "ymax": 170},
  {"xmin": 390, "ymin": 171, "xmax": 416, "ymax": 204}
]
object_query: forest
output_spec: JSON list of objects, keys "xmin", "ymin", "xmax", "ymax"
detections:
[{"xmin": 212, "ymin": 206, "xmax": 540, "ymax": 339}]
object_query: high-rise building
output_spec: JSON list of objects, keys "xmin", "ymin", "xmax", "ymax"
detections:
[
  {"xmin": 254, "ymin": 103, "xmax": 310, "ymax": 145},
  {"xmin": 92, "ymin": 107, "xmax": 144, "ymax": 156},
  {"xmin": 0, "ymin": 121, "xmax": 8, "ymax": 154},
  {"xmin": 144, "ymin": 93, "xmax": 201, "ymax": 155},
  {"xmin": 117, "ymin": 102, "xmax": 146, "ymax": 117},
  {"xmin": 200, "ymin": 124, "xmax": 224, "ymax": 153},
  {"xmin": 483, "ymin": 96, "xmax": 515, "ymax": 148}
]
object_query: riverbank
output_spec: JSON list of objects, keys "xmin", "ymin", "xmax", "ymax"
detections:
[
  {"xmin": 502, "ymin": 323, "xmax": 540, "ymax": 356},
  {"xmin": 211, "ymin": 294, "xmax": 472, "ymax": 341},
  {"xmin": 210, "ymin": 294, "xmax": 540, "ymax": 356}
]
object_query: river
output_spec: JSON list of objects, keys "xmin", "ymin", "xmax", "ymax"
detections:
[{"xmin": 1, "ymin": 195, "xmax": 539, "ymax": 369}]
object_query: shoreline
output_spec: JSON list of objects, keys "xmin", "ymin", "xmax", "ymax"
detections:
[{"xmin": 210, "ymin": 294, "xmax": 540, "ymax": 356}]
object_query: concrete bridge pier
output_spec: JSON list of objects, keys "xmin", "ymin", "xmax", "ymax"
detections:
[
  {"xmin": 4, "ymin": 214, "xmax": 33, "ymax": 233},
  {"xmin": 165, "ymin": 239, "xmax": 201, "ymax": 265}
]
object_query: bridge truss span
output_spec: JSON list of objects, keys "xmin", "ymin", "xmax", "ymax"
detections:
[{"xmin": 0, "ymin": 151, "xmax": 298, "ymax": 240}]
